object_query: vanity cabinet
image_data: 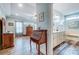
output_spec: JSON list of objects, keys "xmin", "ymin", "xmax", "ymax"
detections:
[
  {"xmin": 2, "ymin": 33, "xmax": 14, "ymax": 49},
  {"xmin": 53, "ymin": 32, "xmax": 65, "ymax": 48}
]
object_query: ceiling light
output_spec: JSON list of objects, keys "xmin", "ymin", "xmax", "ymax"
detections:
[{"xmin": 18, "ymin": 3, "xmax": 23, "ymax": 7}]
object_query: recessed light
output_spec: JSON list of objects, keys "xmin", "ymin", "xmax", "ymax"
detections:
[{"xmin": 18, "ymin": 3, "xmax": 23, "ymax": 7}]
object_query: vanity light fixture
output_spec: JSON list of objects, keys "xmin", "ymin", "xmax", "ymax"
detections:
[{"xmin": 66, "ymin": 16, "xmax": 79, "ymax": 20}]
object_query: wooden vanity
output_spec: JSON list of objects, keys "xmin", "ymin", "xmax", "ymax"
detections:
[{"xmin": 2, "ymin": 33, "xmax": 14, "ymax": 49}]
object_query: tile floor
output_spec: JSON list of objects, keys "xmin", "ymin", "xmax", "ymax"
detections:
[
  {"xmin": 54, "ymin": 43, "xmax": 79, "ymax": 55},
  {"xmin": 0, "ymin": 36, "xmax": 37, "ymax": 55}
]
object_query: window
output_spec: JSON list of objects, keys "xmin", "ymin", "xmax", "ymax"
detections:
[
  {"xmin": 66, "ymin": 15, "xmax": 79, "ymax": 20},
  {"xmin": 66, "ymin": 15, "xmax": 79, "ymax": 29},
  {"xmin": 15, "ymin": 22, "xmax": 23, "ymax": 34}
]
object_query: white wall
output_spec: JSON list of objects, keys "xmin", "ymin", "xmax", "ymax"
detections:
[
  {"xmin": 48, "ymin": 4, "xmax": 53, "ymax": 55},
  {"xmin": 5, "ymin": 19, "xmax": 15, "ymax": 33},
  {"xmin": 53, "ymin": 9, "xmax": 65, "ymax": 32},
  {"xmin": 36, "ymin": 4, "xmax": 49, "ymax": 29}
]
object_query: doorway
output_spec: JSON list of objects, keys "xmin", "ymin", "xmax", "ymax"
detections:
[{"xmin": 15, "ymin": 22, "xmax": 23, "ymax": 37}]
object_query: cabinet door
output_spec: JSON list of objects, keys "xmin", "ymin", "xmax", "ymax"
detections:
[
  {"xmin": 57, "ymin": 33, "xmax": 61, "ymax": 44},
  {"xmin": 53, "ymin": 33, "xmax": 58, "ymax": 47},
  {"xmin": 9, "ymin": 35, "xmax": 14, "ymax": 47},
  {"xmin": 2, "ymin": 35, "xmax": 10, "ymax": 48},
  {"xmin": 58, "ymin": 32, "xmax": 65, "ymax": 44}
]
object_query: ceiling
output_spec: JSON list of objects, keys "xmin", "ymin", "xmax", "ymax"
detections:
[
  {"xmin": 0, "ymin": 3, "xmax": 36, "ymax": 21},
  {"xmin": 53, "ymin": 3, "xmax": 79, "ymax": 15}
]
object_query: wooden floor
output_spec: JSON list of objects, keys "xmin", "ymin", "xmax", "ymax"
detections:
[
  {"xmin": 54, "ymin": 43, "xmax": 79, "ymax": 55},
  {"xmin": 0, "ymin": 36, "xmax": 38, "ymax": 55}
]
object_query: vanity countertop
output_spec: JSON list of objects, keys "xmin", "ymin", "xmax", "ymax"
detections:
[
  {"xmin": 52, "ymin": 31, "xmax": 65, "ymax": 33},
  {"xmin": 66, "ymin": 33, "xmax": 79, "ymax": 37}
]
